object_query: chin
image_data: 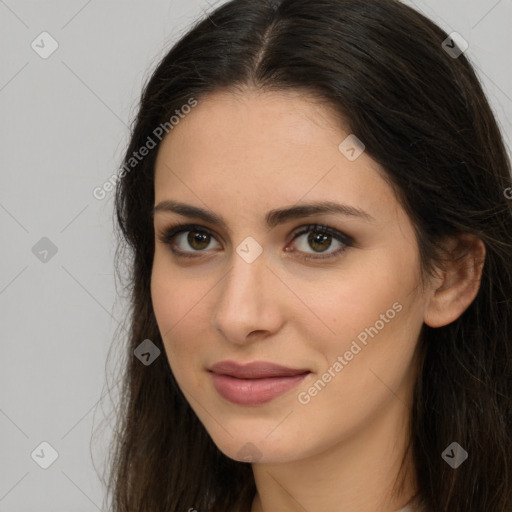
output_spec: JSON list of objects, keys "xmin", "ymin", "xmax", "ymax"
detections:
[{"xmin": 209, "ymin": 432, "xmax": 305, "ymax": 464}]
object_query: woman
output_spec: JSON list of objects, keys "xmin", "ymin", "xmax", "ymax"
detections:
[{"xmin": 105, "ymin": 0, "xmax": 512, "ymax": 511}]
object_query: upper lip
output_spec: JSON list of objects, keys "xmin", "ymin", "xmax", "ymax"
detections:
[{"xmin": 208, "ymin": 360, "xmax": 310, "ymax": 379}]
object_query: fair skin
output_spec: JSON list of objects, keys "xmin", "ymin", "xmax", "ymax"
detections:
[{"xmin": 150, "ymin": 89, "xmax": 485, "ymax": 512}]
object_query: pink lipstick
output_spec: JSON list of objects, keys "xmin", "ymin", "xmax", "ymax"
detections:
[{"xmin": 208, "ymin": 360, "xmax": 310, "ymax": 406}]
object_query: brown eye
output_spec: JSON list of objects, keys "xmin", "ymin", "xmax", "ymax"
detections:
[
  {"xmin": 307, "ymin": 231, "xmax": 333, "ymax": 252},
  {"xmin": 185, "ymin": 231, "xmax": 211, "ymax": 251},
  {"xmin": 157, "ymin": 224, "xmax": 221, "ymax": 258},
  {"xmin": 287, "ymin": 224, "xmax": 353, "ymax": 261},
  {"xmin": 170, "ymin": 228, "xmax": 221, "ymax": 254}
]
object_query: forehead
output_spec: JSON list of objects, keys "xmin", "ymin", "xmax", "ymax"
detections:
[
  {"xmin": 153, "ymin": 89, "xmax": 397, "ymax": 222},
  {"xmin": 156, "ymin": 89, "xmax": 346, "ymax": 167}
]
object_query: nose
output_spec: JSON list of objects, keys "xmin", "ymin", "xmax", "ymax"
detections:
[{"xmin": 211, "ymin": 248, "xmax": 284, "ymax": 345}]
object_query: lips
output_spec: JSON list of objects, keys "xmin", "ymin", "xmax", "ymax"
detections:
[
  {"xmin": 208, "ymin": 360, "xmax": 310, "ymax": 379},
  {"xmin": 208, "ymin": 360, "xmax": 311, "ymax": 406}
]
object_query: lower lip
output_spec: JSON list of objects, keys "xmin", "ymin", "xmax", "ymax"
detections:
[{"xmin": 210, "ymin": 372, "xmax": 310, "ymax": 406}]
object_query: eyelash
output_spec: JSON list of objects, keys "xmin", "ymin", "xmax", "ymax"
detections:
[{"xmin": 156, "ymin": 223, "xmax": 353, "ymax": 261}]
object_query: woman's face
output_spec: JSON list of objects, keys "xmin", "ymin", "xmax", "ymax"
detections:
[{"xmin": 151, "ymin": 89, "xmax": 432, "ymax": 464}]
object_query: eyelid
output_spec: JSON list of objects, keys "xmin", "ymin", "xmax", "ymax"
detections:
[
  {"xmin": 156, "ymin": 223, "xmax": 219, "ymax": 246},
  {"xmin": 290, "ymin": 224, "xmax": 353, "ymax": 246}
]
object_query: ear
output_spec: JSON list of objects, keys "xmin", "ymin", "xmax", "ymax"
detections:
[{"xmin": 424, "ymin": 234, "xmax": 486, "ymax": 328}]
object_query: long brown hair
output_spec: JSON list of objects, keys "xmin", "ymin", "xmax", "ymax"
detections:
[{"xmin": 102, "ymin": 1, "xmax": 512, "ymax": 510}]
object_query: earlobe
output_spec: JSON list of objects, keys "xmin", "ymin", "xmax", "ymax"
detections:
[{"xmin": 424, "ymin": 235, "xmax": 486, "ymax": 328}]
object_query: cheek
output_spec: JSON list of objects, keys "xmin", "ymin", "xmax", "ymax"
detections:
[
  {"xmin": 150, "ymin": 261, "xmax": 174, "ymax": 334},
  {"xmin": 150, "ymin": 253, "xmax": 201, "ymax": 333},
  {"xmin": 150, "ymin": 261, "xmax": 187, "ymax": 360},
  {"xmin": 305, "ymin": 249, "xmax": 419, "ymax": 340},
  {"xmin": 150, "ymin": 259, "xmax": 211, "ymax": 376},
  {"xmin": 299, "ymin": 248, "xmax": 423, "ymax": 393},
  {"xmin": 291, "ymin": 292, "xmax": 421, "ymax": 452}
]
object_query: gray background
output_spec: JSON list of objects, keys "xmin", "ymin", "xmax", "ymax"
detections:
[{"xmin": 1, "ymin": 1, "xmax": 511, "ymax": 510}]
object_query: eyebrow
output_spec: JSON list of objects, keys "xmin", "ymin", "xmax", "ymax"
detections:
[{"xmin": 153, "ymin": 200, "xmax": 375, "ymax": 231}]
